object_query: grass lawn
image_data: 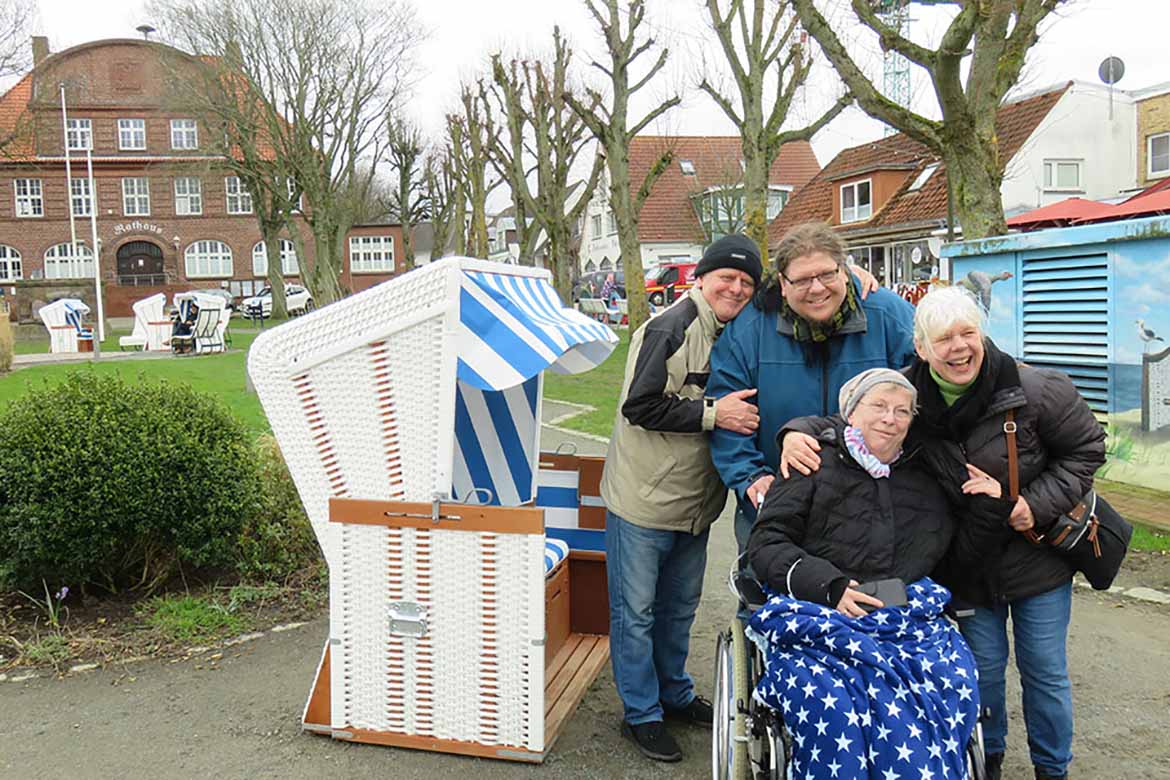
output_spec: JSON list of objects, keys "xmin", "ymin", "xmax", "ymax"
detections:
[
  {"xmin": 1, "ymin": 323, "xmax": 272, "ymax": 436},
  {"xmin": 542, "ymin": 327, "xmax": 629, "ymax": 438}
]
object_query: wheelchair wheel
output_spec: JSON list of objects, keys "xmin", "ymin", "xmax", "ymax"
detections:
[
  {"xmin": 965, "ymin": 720, "xmax": 987, "ymax": 780},
  {"xmin": 712, "ymin": 620, "xmax": 752, "ymax": 780}
]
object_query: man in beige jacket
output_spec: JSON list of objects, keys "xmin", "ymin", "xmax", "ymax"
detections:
[{"xmin": 600, "ymin": 234, "xmax": 762, "ymax": 762}]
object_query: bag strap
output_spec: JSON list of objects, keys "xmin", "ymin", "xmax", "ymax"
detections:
[{"xmin": 1004, "ymin": 409, "xmax": 1044, "ymax": 545}]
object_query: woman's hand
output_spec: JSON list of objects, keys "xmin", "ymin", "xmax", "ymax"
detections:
[
  {"xmin": 848, "ymin": 264, "xmax": 880, "ymax": 299},
  {"xmin": 837, "ymin": 579, "xmax": 884, "ymax": 618},
  {"xmin": 746, "ymin": 474, "xmax": 774, "ymax": 508},
  {"xmin": 961, "ymin": 463, "xmax": 1003, "ymax": 498},
  {"xmin": 779, "ymin": 432, "xmax": 822, "ymax": 479},
  {"xmin": 1009, "ymin": 495, "xmax": 1035, "ymax": 531}
]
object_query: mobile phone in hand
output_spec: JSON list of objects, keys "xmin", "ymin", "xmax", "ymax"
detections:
[{"xmin": 855, "ymin": 578, "xmax": 908, "ymax": 613}]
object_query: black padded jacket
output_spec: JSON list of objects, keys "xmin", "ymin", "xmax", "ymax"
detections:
[{"xmin": 747, "ymin": 419, "xmax": 1014, "ymax": 608}]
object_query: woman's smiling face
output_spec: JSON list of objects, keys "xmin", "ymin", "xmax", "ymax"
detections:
[{"xmin": 918, "ymin": 322, "xmax": 985, "ymax": 385}]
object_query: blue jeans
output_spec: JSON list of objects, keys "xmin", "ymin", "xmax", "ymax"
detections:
[
  {"xmin": 606, "ymin": 510, "xmax": 709, "ymax": 725},
  {"xmin": 958, "ymin": 582, "xmax": 1074, "ymax": 775}
]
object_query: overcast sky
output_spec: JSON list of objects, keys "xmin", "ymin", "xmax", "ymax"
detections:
[{"xmin": 26, "ymin": 0, "xmax": 1170, "ymax": 167}]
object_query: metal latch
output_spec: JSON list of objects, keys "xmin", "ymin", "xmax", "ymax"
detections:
[{"xmin": 388, "ymin": 602, "xmax": 428, "ymax": 637}]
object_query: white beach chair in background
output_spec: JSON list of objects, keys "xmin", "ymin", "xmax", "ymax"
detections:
[
  {"xmin": 247, "ymin": 256, "xmax": 618, "ymax": 762},
  {"xmin": 38, "ymin": 298, "xmax": 92, "ymax": 353},
  {"xmin": 119, "ymin": 292, "xmax": 170, "ymax": 351}
]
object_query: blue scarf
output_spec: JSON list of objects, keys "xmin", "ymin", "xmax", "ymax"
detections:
[{"xmin": 843, "ymin": 425, "xmax": 895, "ymax": 478}]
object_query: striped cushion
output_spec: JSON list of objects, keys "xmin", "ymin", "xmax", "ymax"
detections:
[{"xmin": 544, "ymin": 538, "xmax": 570, "ymax": 576}]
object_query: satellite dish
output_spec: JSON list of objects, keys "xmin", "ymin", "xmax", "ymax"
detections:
[
  {"xmin": 927, "ymin": 237, "xmax": 943, "ymax": 257},
  {"xmin": 1098, "ymin": 56, "xmax": 1125, "ymax": 85},
  {"xmin": 136, "ymin": 25, "xmax": 156, "ymax": 40}
]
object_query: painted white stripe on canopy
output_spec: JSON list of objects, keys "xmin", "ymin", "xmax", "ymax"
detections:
[
  {"xmin": 456, "ymin": 323, "xmax": 528, "ymax": 390},
  {"xmin": 457, "ymin": 384, "xmax": 523, "ymax": 507}
]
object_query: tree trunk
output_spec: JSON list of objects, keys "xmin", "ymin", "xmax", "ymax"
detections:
[
  {"xmin": 607, "ymin": 144, "xmax": 650, "ymax": 331},
  {"xmin": 741, "ymin": 138, "xmax": 770, "ymax": 263},
  {"xmin": 940, "ymin": 130, "xmax": 1006, "ymax": 240},
  {"xmin": 547, "ymin": 223, "xmax": 573, "ymax": 304},
  {"xmin": 259, "ymin": 215, "xmax": 288, "ymax": 318}
]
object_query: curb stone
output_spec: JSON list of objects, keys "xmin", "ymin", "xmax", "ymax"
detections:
[{"xmin": 1074, "ymin": 576, "xmax": 1170, "ymax": 605}]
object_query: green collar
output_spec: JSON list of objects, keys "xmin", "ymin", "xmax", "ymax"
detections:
[{"xmin": 930, "ymin": 367, "xmax": 976, "ymax": 407}]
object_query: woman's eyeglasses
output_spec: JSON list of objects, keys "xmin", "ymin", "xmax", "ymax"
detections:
[
  {"xmin": 860, "ymin": 401, "xmax": 913, "ymax": 422},
  {"xmin": 782, "ymin": 268, "xmax": 840, "ymax": 291}
]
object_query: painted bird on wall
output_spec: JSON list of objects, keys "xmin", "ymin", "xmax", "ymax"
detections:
[
  {"xmin": 959, "ymin": 270, "xmax": 1013, "ymax": 312},
  {"xmin": 1137, "ymin": 319, "xmax": 1164, "ymax": 352}
]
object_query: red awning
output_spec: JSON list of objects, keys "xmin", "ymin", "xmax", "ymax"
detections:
[
  {"xmin": 1007, "ymin": 197, "xmax": 1109, "ymax": 229},
  {"xmin": 1081, "ymin": 189, "xmax": 1170, "ymax": 222}
]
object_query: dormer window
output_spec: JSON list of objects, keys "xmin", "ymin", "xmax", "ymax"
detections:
[
  {"xmin": 680, "ymin": 159, "xmax": 696, "ymax": 175},
  {"xmin": 908, "ymin": 163, "xmax": 939, "ymax": 192},
  {"xmin": 841, "ymin": 179, "xmax": 872, "ymax": 223}
]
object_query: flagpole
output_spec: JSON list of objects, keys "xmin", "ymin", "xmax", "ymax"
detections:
[
  {"xmin": 59, "ymin": 85, "xmax": 80, "ymax": 277},
  {"xmin": 86, "ymin": 147, "xmax": 104, "ymax": 350}
]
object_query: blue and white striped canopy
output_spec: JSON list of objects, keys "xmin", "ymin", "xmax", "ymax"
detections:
[
  {"xmin": 451, "ymin": 267, "xmax": 616, "ymax": 508},
  {"xmin": 457, "ymin": 270, "xmax": 617, "ymax": 391}
]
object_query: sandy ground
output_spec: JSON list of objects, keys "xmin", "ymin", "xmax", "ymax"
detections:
[{"xmin": 3, "ymin": 423, "xmax": 1169, "ymax": 779}]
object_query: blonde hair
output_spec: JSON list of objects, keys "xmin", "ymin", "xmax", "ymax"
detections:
[{"xmin": 913, "ymin": 286, "xmax": 986, "ymax": 356}]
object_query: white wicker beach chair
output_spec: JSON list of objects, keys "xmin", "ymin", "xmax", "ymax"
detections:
[
  {"xmin": 172, "ymin": 292, "xmax": 226, "ymax": 354},
  {"xmin": 247, "ymin": 257, "xmax": 618, "ymax": 762},
  {"xmin": 119, "ymin": 293, "xmax": 170, "ymax": 351},
  {"xmin": 38, "ymin": 298, "xmax": 92, "ymax": 353}
]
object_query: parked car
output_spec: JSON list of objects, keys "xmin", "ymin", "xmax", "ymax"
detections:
[
  {"xmin": 241, "ymin": 284, "xmax": 314, "ymax": 318},
  {"xmin": 572, "ymin": 269, "xmax": 626, "ymax": 303},
  {"xmin": 644, "ymin": 261, "xmax": 697, "ymax": 306}
]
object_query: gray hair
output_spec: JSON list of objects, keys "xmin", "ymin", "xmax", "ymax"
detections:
[{"xmin": 913, "ymin": 286, "xmax": 986, "ymax": 356}]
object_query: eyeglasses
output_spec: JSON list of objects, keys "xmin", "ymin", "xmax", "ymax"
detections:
[
  {"xmin": 782, "ymin": 268, "xmax": 840, "ymax": 291},
  {"xmin": 859, "ymin": 401, "xmax": 913, "ymax": 422}
]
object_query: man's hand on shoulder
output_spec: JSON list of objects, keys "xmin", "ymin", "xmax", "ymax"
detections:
[{"xmin": 714, "ymin": 388, "xmax": 759, "ymax": 434}]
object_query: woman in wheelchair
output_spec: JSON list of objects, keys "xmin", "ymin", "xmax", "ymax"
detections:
[{"xmin": 741, "ymin": 368, "xmax": 1013, "ymax": 780}]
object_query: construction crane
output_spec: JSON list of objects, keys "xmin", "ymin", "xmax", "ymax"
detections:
[{"xmin": 875, "ymin": 0, "xmax": 911, "ymax": 135}]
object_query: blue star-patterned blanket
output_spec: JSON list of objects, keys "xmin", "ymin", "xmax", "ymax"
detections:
[{"xmin": 746, "ymin": 578, "xmax": 978, "ymax": 780}]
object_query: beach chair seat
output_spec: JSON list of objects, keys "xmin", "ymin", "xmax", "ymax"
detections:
[{"xmin": 249, "ymin": 257, "xmax": 618, "ymax": 762}]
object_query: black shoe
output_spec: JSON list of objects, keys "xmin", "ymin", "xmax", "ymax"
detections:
[
  {"xmin": 1034, "ymin": 768, "xmax": 1067, "ymax": 780},
  {"xmin": 663, "ymin": 695, "xmax": 714, "ymax": 728},
  {"xmin": 621, "ymin": 720, "xmax": 682, "ymax": 762},
  {"xmin": 985, "ymin": 752, "xmax": 1003, "ymax": 780}
]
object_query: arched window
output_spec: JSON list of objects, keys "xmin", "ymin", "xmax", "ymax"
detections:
[
  {"xmin": 252, "ymin": 240, "xmax": 299, "ymax": 277},
  {"xmin": 0, "ymin": 245, "xmax": 22, "ymax": 282},
  {"xmin": 584, "ymin": 259, "xmax": 596, "ymax": 272},
  {"xmin": 599, "ymin": 258, "xmax": 613, "ymax": 271},
  {"xmin": 184, "ymin": 240, "xmax": 233, "ymax": 278},
  {"xmin": 44, "ymin": 242, "xmax": 93, "ymax": 279}
]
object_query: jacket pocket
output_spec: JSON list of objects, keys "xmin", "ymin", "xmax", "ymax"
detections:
[{"xmin": 638, "ymin": 454, "xmax": 679, "ymax": 500}]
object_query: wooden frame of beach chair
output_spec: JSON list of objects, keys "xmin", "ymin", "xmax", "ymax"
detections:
[{"xmin": 247, "ymin": 257, "xmax": 618, "ymax": 762}]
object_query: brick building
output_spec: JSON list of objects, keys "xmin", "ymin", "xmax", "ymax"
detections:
[
  {"xmin": 1133, "ymin": 82, "xmax": 1170, "ymax": 188},
  {"xmin": 0, "ymin": 37, "xmax": 405, "ymax": 319}
]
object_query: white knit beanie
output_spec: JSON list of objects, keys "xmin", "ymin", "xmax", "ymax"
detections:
[{"xmin": 838, "ymin": 368, "xmax": 917, "ymax": 419}]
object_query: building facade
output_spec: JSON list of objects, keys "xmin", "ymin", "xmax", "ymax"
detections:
[{"xmin": 0, "ymin": 37, "xmax": 405, "ymax": 318}]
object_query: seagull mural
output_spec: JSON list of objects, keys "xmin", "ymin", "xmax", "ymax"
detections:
[
  {"xmin": 959, "ymin": 270, "xmax": 1013, "ymax": 313},
  {"xmin": 1137, "ymin": 319, "xmax": 1164, "ymax": 353}
]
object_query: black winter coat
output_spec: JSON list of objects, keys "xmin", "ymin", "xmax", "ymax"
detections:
[
  {"xmin": 906, "ymin": 349, "xmax": 1107, "ymax": 606},
  {"xmin": 747, "ymin": 420, "xmax": 1013, "ymax": 608}
]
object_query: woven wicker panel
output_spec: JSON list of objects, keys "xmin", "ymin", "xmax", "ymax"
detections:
[{"xmin": 334, "ymin": 522, "xmax": 392, "ymax": 732}]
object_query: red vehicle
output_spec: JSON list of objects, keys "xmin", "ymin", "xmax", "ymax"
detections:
[{"xmin": 644, "ymin": 262, "xmax": 698, "ymax": 306}]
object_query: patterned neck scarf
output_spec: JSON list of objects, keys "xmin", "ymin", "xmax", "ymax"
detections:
[
  {"xmin": 780, "ymin": 274, "xmax": 859, "ymax": 342},
  {"xmin": 843, "ymin": 425, "xmax": 896, "ymax": 478}
]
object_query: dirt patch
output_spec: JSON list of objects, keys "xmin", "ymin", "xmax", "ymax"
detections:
[
  {"xmin": 1, "ymin": 568, "xmax": 327, "ymax": 674},
  {"xmin": 1113, "ymin": 548, "xmax": 1170, "ymax": 591}
]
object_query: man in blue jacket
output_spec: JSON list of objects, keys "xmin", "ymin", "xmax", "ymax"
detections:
[{"xmin": 707, "ymin": 222, "xmax": 917, "ymax": 564}]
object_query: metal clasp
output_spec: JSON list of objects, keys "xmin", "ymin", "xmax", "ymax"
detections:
[
  {"xmin": 1003, "ymin": 421, "xmax": 1017, "ymax": 434},
  {"xmin": 388, "ymin": 602, "xmax": 428, "ymax": 637}
]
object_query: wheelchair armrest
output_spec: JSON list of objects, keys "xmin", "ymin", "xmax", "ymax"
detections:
[{"xmin": 735, "ymin": 573, "xmax": 768, "ymax": 613}]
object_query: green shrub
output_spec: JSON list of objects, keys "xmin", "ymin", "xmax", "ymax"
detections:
[
  {"xmin": 234, "ymin": 435, "xmax": 321, "ymax": 582},
  {"xmin": 140, "ymin": 594, "xmax": 247, "ymax": 642},
  {"xmin": 0, "ymin": 371, "xmax": 261, "ymax": 591}
]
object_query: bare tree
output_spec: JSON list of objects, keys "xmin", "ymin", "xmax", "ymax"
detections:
[
  {"xmin": 700, "ymin": 0, "xmax": 851, "ymax": 258},
  {"xmin": 424, "ymin": 145, "xmax": 459, "ymax": 261},
  {"xmin": 566, "ymin": 0, "xmax": 681, "ymax": 331},
  {"xmin": 447, "ymin": 84, "xmax": 498, "ymax": 259},
  {"xmin": 0, "ymin": 0, "xmax": 34, "ymax": 78},
  {"xmin": 385, "ymin": 115, "xmax": 428, "ymax": 270},
  {"xmin": 151, "ymin": 0, "xmax": 423, "ymax": 306},
  {"xmin": 486, "ymin": 28, "xmax": 605, "ymax": 300},
  {"xmin": 790, "ymin": 0, "xmax": 1065, "ymax": 239}
]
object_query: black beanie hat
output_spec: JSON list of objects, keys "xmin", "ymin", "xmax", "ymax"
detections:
[{"xmin": 694, "ymin": 234, "xmax": 762, "ymax": 286}]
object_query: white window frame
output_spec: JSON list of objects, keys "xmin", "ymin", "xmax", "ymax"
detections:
[
  {"xmin": 590, "ymin": 213, "xmax": 602, "ymax": 240},
  {"xmin": 70, "ymin": 177, "xmax": 93, "ymax": 217},
  {"xmin": 252, "ymin": 239, "xmax": 299, "ymax": 277},
  {"xmin": 840, "ymin": 179, "xmax": 873, "ymax": 224},
  {"xmin": 174, "ymin": 177, "xmax": 203, "ymax": 215},
  {"xmin": 765, "ymin": 186, "xmax": 792, "ymax": 220},
  {"xmin": 13, "ymin": 178, "xmax": 43, "ymax": 218},
  {"xmin": 679, "ymin": 159, "xmax": 696, "ymax": 175},
  {"xmin": 44, "ymin": 241, "xmax": 94, "ymax": 279},
  {"xmin": 225, "ymin": 176, "xmax": 253, "ymax": 214},
  {"xmin": 1042, "ymin": 159, "xmax": 1083, "ymax": 191},
  {"xmin": 908, "ymin": 163, "xmax": 939, "ymax": 192},
  {"xmin": 121, "ymin": 177, "xmax": 151, "ymax": 216},
  {"xmin": 285, "ymin": 177, "xmax": 302, "ymax": 210},
  {"xmin": 66, "ymin": 118, "xmax": 92, "ymax": 151},
  {"xmin": 184, "ymin": 239, "xmax": 233, "ymax": 278},
  {"xmin": 349, "ymin": 235, "xmax": 396, "ymax": 273},
  {"xmin": 0, "ymin": 244, "xmax": 22, "ymax": 281},
  {"xmin": 170, "ymin": 118, "xmax": 199, "ymax": 150},
  {"xmin": 1148, "ymin": 133, "xmax": 1170, "ymax": 178},
  {"xmin": 606, "ymin": 210, "xmax": 618, "ymax": 235},
  {"xmin": 117, "ymin": 118, "xmax": 146, "ymax": 151}
]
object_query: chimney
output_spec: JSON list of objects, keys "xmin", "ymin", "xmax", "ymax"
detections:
[{"xmin": 32, "ymin": 36, "xmax": 49, "ymax": 67}]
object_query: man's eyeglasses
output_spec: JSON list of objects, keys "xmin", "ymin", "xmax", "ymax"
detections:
[
  {"xmin": 859, "ymin": 400, "xmax": 913, "ymax": 422},
  {"xmin": 782, "ymin": 268, "xmax": 840, "ymax": 291}
]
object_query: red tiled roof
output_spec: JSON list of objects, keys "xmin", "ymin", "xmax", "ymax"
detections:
[
  {"xmin": 770, "ymin": 83, "xmax": 1071, "ymax": 242},
  {"xmin": 0, "ymin": 74, "xmax": 34, "ymax": 161},
  {"xmin": 1006, "ymin": 197, "xmax": 1108, "ymax": 228},
  {"xmin": 629, "ymin": 135, "xmax": 820, "ymax": 243}
]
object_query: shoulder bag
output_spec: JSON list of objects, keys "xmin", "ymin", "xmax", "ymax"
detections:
[{"xmin": 1003, "ymin": 409, "xmax": 1132, "ymax": 590}]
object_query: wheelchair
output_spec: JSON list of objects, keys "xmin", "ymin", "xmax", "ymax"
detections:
[{"xmin": 712, "ymin": 567, "xmax": 989, "ymax": 780}]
